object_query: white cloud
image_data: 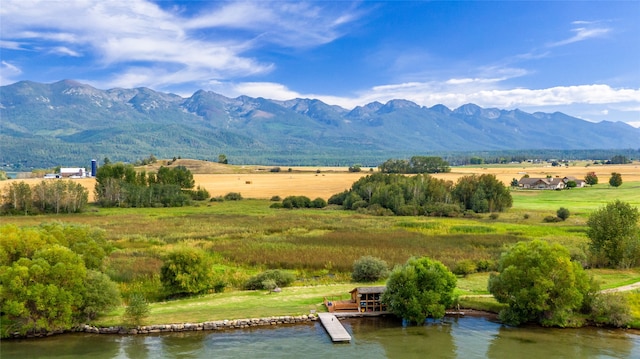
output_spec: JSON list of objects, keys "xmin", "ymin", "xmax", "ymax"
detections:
[
  {"xmin": 0, "ymin": 40, "xmax": 25, "ymax": 50},
  {"xmin": 0, "ymin": 61, "xmax": 22, "ymax": 85},
  {"xmin": 50, "ymin": 46, "xmax": 82, "ymax": 57},
  {"xmin": 1, "ymin": 0, "xmax": 362, "ymax": 89},
  {"xmin": 548, "ymin": 22, "xmax": 611, "ymax": 47},
  {"xmin": 206, "ymin": 79, "xmax": 640, "ymax": 112}
]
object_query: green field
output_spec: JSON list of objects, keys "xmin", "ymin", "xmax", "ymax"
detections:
[{"xmin": 2, "ymin": 181, "xmax": 639, "ymax": 327}]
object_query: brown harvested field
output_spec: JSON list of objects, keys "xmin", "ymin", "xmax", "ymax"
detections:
[{"xmin": 2, "ymin": 162, "xmax": 639, "ymax": 201}]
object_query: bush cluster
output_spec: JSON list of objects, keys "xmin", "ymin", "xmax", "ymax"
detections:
[
  {"xmin": 281, "ymin": 196, "xmax": 327, "ymax": 209},
  {"xmin": 351, "ymin": 256, "xmax": 389, "ymax": 282},
  {"xmin": 223, "ymin": 192, "xmax": 243, "ymax": 201},
  {"xmin": 244, "ymin": 270, "xmax": 295, "ymax": 290}
]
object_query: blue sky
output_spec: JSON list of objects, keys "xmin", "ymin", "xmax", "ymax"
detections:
[{"xmin": 1, "ymin": 1, "xmax": 639, "ymax": 127}]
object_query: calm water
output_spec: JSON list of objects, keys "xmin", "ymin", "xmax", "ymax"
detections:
[{"xmin": 2, "ymin": 316, "xmax": 639, "ymax": 359}]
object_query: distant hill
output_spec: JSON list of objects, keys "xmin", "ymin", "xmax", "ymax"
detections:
[{"xmin": 1, "ymin": 80, "xmax": 639, "ymax": 169}]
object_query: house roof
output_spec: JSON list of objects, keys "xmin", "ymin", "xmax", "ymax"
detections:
[
  {"xmin": 350, "ymin": 286, "xmax": 386, "ymax": 294},
  {"xmin": 518, "ymin": 177, "xmax": 564, "ymax": 186}
]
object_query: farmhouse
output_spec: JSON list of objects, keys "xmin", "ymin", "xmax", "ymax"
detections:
[
  {"xmin": 518, "ymin": 176, "xmax": 585, "ymax": 190},
  {"xmin": 324, "ymin": 286, "xmax": 387, "ymax": 313},
  {"xmin": 59, "ymin": 168, "xmax": 87, "ymax": 178}
]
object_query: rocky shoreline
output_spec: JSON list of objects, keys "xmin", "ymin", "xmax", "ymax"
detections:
[{"xmin": 8, "ymin": 314, "xmax": 318, "ymax": 339}]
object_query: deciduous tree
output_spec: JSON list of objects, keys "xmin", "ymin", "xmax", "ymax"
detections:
[
  {"xmin": 488, "ymin": 240, "xmax": 595, "ymax": 327},
  {"xmin": 584, "ymin": 172, "xmax": 598, "ymax": 185},
  {"xmin": 587, "ymin": 200, "xmax": 640, "ymax": 268},
  {"xmin": 609, "ymin": 172, "xmax": 623, "ymax": 187},
  {"xmin": 160, "ymin": 247, "xmax": 215, "ymax": 297},
  {"xmin": 381, "ymin": 257, "xmax": 457, "ymax": 324}
]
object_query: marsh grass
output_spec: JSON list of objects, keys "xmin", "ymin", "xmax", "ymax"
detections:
[{"xmin": 4, "ymin": 182, "xmax": 639, "ymax": 323}]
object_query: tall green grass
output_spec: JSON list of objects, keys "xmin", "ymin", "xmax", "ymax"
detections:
[{"xmin": 3, "ymin": 183, "xmax": 638, "ymax": 300}]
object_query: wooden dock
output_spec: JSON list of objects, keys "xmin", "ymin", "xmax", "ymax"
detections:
[{"xmin": 317, "ymin": 313, "xmax": 351, "ymax": 342}]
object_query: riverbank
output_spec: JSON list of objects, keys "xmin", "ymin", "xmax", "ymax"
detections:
[
  {"xmin": 5, "ymin": 308, "xmax": 503, "ymax": 340},
  {"xmin": 5, "ymin": 314, "xmax": 319, "ymax": 339}
]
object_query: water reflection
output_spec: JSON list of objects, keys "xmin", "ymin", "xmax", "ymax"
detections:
[
  {"xmin": 2, "ymin": 317, "xmax": 638, "ymax": 359},
  {"xmin": 486, "ymin": 324, "xmax": 637, "ymax": 359}
]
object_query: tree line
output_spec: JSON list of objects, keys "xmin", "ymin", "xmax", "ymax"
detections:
[
  {"xmin": 95, "ymin": 163, "xmax": 207, "ymax": 207},
  {"xmin": 1, "ymin": 180, "xmax": 88, "ymax": 215},
  {"xmin": 328, "ymin": 172, "xmax": 512, "ymax": 216},
  {"xmin": 378, "ymin": 156, "xmax": 451, "ymax": 174}
]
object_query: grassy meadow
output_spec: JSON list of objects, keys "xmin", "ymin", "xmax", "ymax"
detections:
[{"xmin": 1, "ymin": 162, "xmax": 640, "ymax": 327}]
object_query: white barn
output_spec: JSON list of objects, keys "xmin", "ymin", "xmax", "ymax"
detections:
[{"xmin": 59, "ymin": 168, "xmax": 87, "ymax": 178}]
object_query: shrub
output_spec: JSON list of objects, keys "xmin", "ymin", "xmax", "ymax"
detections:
[
  {"xmin": 453, "ymin": 259, "xmax": 477, "ymax": 277},
  {"xmin": 244, "ymin": 270, "xmax": 295, "ymax": 290},
  {"xmin": 210, "ymin": 196, "xmax": 224, "ymax": 202},
  {"xmin": 187, "ymin": 186, "xmax": 210, "ymax": 201},
  {"xmin": 269, "ymin": 202, "xmax": 283, "ymax": 209},
  {"xmin": 213, "ymin": 281, "xmax": 227, "ymax": 293},
  {"xmin": 262, "ymin": 279, "xmax": 278, "ymax": 292},
  {"xmin": 224, "ymin": 192, "xmax": 243, "ymax": 201},
  {"xmin": 124, "ymin": 293, "xmax": 149, "ymax": 327},
  {"xmin": 359, "ymin": 204, "xmax": 394, "ymax": 216},
  {"xmin": 351, "ymin": 200, "xmax": 368, "ymax": 210},
  {"xmin": 476, "ymin": 259, "xmax": 495, "ymax": 272},
  {"xmin": 269, "ymin": 167, "xmax": 281, "ymax": 172},
  {"xmin": 523, "ymin": 213, "xmax": 530, "ymax": 219},
  {"xmin": 397, "ymin": 204, "xmax": 422, "ymax": 216},
  {"xmin": 311, "ymin": 197, "xmax": 327, "ymax": 208},
  {"xmin": 352, "ymin": 256, "xmax": 389, "ymax": 282},
  {"xmin": 282, "ymin": 196, "xmax": 311, "ymax": 209},
  {"xmin": 543, "ymin": 215, "xmax": 562, "ymax": 223},
  {"xmin": 589, "ymin": 293, "xmax": 631, "ymax": 327},
  {"xmin": 488, "ymin": 213, "xmax": 499, "ymax": 220},
  {"xmin": 424, "ymin": 203, "xmax": 462, "ymax": 217},
  {"xmin": 270, "ymin": 195, "xmax": 281, "ymax": 201},
  {"xmin": 328, "ymin": 190, "xmax": 348, "ymax": 206},
  {"xmin": 557, "ymin": 207, "xmax": 570, "ymax": 221}
]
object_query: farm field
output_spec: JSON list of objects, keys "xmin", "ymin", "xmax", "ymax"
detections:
[
  {"xmin": 2, "ymin": 161, "xmax": 639, "ymax": 328},
  {"xmin": 2, "ymin": 161, "xmax": 639, "ymax": 201}
]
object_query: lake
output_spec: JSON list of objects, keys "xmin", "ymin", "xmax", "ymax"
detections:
[{"xmin": 3, "ymin": 316, "xmax": 639, "ymax": 358}]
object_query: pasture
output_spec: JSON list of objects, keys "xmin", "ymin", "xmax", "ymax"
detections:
[{"xmin": 2, "ymin": 161, "xmax": 640, "ymax": 327}]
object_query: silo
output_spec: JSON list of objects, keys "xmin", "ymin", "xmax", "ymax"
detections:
[{"xmin": 91, "ymin": 159, "xmax": 97, "ymax": 177}]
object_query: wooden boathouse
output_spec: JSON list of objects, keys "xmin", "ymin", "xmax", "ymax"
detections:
[
  {"xmin": 324, "ymin": 286, "xmax": 387, "ymax": 314},
  {"xmin": 319, "ymin": 286, "xmax": 387, "ymax": 343}
]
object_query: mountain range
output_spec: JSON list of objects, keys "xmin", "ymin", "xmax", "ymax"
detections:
[{"xmin": 1, "ymin": 80, "xmax": 639, "ymax": 169}]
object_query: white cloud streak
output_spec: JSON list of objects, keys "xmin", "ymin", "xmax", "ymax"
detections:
[
  {"xmin": 205, "ymin": 79, "xmax": 640, "ymax": 127},
  {"xmin": 0, "ymin": 61, "xmax": 22, "ymax": 85},
  {"xmin": 1, "ymin": 0, "xmax": 362, "ymax": 89},
  {"xmin": 548, "ymin": 21, "xmax": 611, "ymax": 47},
  {"xmin": 208, "ymin": 79, "xmax": 640, "ymax": 110}
]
